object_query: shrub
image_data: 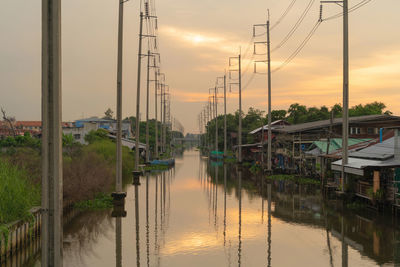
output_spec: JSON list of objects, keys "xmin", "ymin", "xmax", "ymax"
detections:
[{"xmin": 0, "ymin": 160, "xmax": 40, "ymax": 225}]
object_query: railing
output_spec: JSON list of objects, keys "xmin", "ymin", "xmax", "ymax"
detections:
[
  {"xmin": 0, "ymin": 207, "xmax": 42, "ymax": 265},
  {"xmin": 356, "ymin": 181, "xmax": 372, "ymax": 200}
]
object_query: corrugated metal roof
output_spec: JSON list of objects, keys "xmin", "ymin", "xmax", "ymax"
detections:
[
  {"xmin": 309, "ymin": 138, "xmax": 371, "ymax": 154},
  {"xmin": 249, "ymin": 120, "xmax": 289, "ymax": 134},
  {"xmin": 349, "ymin": 137, "xmax": 395, "ymax": 160},
  {"xmin": 275, "ymin": 114, "xmax": 400, "ymax": 134}
]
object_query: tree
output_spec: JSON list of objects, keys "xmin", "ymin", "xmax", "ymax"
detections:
[
  {"xmin": 287, "ymin": 103, "xmax": 307, "ymax": 124},
  {"xmin": 84, "ymin": 129, "xmax": 109, "ymax": 144},
  {"xmin": 103, "ymin": 108, "xmax": 114, "ymax": 119},
  {"xmin": 1, "ymin": 107, "xmax": 16, "ymax": 137},
  {"xmin": 269, "ymin": 110, "xmax": 287, "ymax": 122}
]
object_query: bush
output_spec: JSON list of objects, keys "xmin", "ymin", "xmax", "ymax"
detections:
[{"xmin": 0, "ymin": 160, "xmax": 40, "ymax": 225}]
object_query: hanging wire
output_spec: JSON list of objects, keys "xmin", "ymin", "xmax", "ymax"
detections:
[
  {"xmin": 272, "ymin": 20, "xmax": 322, "ymax": 73},
  {"xmin": 271, "ymin": 0, "xmax": 316, "ymax": 52},
  {"xmin": 270, "ymin": 0, "xmax": 297, "ymax": 31},
  {"xmin": 323, "ymin": 0, "xmax": 372, "ymax": 21}
]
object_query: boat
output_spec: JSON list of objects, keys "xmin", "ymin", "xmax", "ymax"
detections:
[{"xmin": 149, "ymin": 158, "xmax": 175, "ymax": 166}]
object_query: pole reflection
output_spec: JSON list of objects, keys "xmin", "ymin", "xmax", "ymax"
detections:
[
  {"xmin": 134, "ymin": 179, "xmax": 140, "ymax": 267},
  {"xmin": 238, "ymin": 168, "xmax": 242, "ymax": 267},
  {"xmin": 223, "ymin": 163, "xmax": 227, "ymax": 247},
  {"xmin": 267, "ymin": 183, "xmax": 271, "ymax": 267},
  {"xmin": 115, "ymin": 217, "xmax": 122, "ymax": 267},
  {"xmin": 146, "ymin": 174, "xmax": 150, "ymax": 267}
]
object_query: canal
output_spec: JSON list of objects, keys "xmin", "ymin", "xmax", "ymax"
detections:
[{"xmin": 30, "ymin": 149, "xmax": 400, "ymax": 266}]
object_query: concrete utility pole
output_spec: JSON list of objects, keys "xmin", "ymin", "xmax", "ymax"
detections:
[
  {"xmin": 115, "ymin": 0, "xmax": 125, "ymax": 193},
  {"xmin": 253, "ymin": 12, "xmax": 272, "ymax": 172},
  {"xmin": 238, "ymin": 54, "xmax": 242, "ymax": 163},
  {"xmin": 215, "ymin": 87, "xmax": 218, "ymax": 152},
  {"xmin": 134, "ymin": 12, "xmax": 144, "ymax": 176},
  {"xmin": 342, "ymin": 0, "xmax": 349, "ymax": 193},
  {"xmin": 154, "ymin": 68, "xmax": 159, "ymax": 159},
  {"xmin": 145, "ymin": 50, "xmax": 151, "ymax": 163},
  {"xmin": 224, "ymin": 74, "xmax": 227, "ymax": 157},
  {"xmin": 321, "ymin": 0, "xmax": 349, "ymax": 192},
  {"xmin": 228, "ymin": 54, "xmax": 242, "ymax": 163},
  {"xmin": 162, "ymin": 86, "xmax": 167, "ymax": 154},
  {"xmin": 267, "ymin": 17, "xmax": 272, "ymax": 172},
  {"xmin": 42, "ymin": 0, "xmax": 63, "ymax": 266}
]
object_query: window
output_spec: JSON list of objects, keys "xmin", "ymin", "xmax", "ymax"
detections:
[
  {"xmin": 367, "ymin": 127, "xmax": 375, "ymax": 135},
  {"xmin": 74, "ymin": 134, "xmax": 81, "ymax": 140},
  {"xmin": 350, "ymin": 127, "xmax": 361, "ymax": 135}
]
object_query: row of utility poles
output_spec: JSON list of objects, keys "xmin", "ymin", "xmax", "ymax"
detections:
[
  {"xmin": 198, "ymin": 15, "xmax": 273, "ymax": 169},
  {"xmin": 40, "ymin": 0, "xmax": 178, "ymax": 265},
  {"xmin": 199, "ymin": 1, "xmax": 350, "ymax": 184}
]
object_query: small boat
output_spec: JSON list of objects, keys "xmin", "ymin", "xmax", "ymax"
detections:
[{"xmin": 149, "ymin": 158, "xmax": 175, "ymax": 166}]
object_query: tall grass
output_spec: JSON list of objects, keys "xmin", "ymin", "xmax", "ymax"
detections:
[{"xmin": 0, "ymin": 160, "xmax": 40, "ymax": 225}]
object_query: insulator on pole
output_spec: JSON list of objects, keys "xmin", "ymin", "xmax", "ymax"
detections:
[
  {"xmin": 155, "ymin": 18, "xmax": 158, "ymax": 30},
  {"xmin": 319, "ymin": 5, "xmax": 323, "ymax": 22},
  {"xmin": 145, "ymin": 2, "xmax": 150, "ymax": 17}
]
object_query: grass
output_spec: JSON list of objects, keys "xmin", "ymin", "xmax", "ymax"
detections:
[
  {"xmin": 74, "ymin": 193, "xmax": 113, "ymax": 210},
  {"xmin": 266, "ymin": 174, "xmax": 320, "ymax": 185},
  {"xmin": 0, "ymin": 160, "xmax": 40, "ymax": 225}
]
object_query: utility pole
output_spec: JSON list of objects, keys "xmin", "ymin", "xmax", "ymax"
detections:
[
  {"xmin": 145, "ymin": 50, "xmax": 151, "ymax": 163},
  {"xmin": 253, "ymin": 11, "xmax": 272, "ymax": 172},
  {"xmin": 215, "ymin": 87, "xmax": 218, "ymax": 153},
  {"xmin": 321, "ymin": 0, "xmax": 349, "ymax": 192},
  {"xmin": 224, "ymin": 74, "xmax": 227, "ymax": 157},
  {"xmin": 162, "ymin": 86, "xmax": 168, "ymax": 154},
  {"xmin": 42, "ymin": 0, "xmax": 62, "ymax": 266},
  {"xmin": 115, "ymin": 0, "xmax": 125, "ymax": 194},
  {"xmin": 342, "ymin": 0, "xmax": 349, "ymax": 193},
  {"xmin": 238, "ymin": 54, "xmax": 242, "ymax": 163},
  {"xmin": 229, "ymin": 53, "xmax": 242, "ymax": 163},
  {"xmin": 154, "ymin": 68, "xmax": 159, "ymax": 159},
  {"xmin": 159, "ymin": 75, "xmax": 164, "ymax": 154},
  {"xmin": 134, "ymin": 12, "xmax": 144, "ymax": 178},
  {"xmin": 267, "ymin": 16, "xmax": 272, "ymax": 173}
]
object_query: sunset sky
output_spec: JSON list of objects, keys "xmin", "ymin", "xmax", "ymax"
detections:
[{"xmin": 1, "ymin": 0, "xmax": 399, "ymax": 133}]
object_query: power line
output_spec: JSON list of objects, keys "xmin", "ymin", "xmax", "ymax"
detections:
[
  {"xmin": 270, "ymin": 0, "xmax": 297, "ymax": 31},
  {"xmin": 272, "ymin": 20, "xmax": 322, "ymax": 73},
  {"xmin": 323, "ymin": 0, "xmax": 372, "ymax": 21},
  {"xmin": 271, "ymin": 0, "xmax": 316, "ymax": 52}
]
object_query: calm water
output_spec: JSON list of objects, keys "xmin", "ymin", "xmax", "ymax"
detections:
[{"xmin": 32, "ymin": 149, "xmax": 400, "ymax": 266}]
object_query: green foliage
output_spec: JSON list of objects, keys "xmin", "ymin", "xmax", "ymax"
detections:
[
  {"xmin": 202, "ymin": 101, "xmax": 392, "ymax": 152},
  {"xmin": 249, "ymin": 164, "xmax": 261, "ymax": 174},
  {"xmin": 74, "ymin": 193, "xmax": 113, "ymax": 210},
  {"xmin": 0, "ymin": 160, "xmax": 40, "ymax": 225},
  {"xmin": 0, "ymin": 133, "xmax": 40, "ymax": 149},
  {"xmin": 84, "ymin": 129, "xmax": 109, "ymax": 144}
]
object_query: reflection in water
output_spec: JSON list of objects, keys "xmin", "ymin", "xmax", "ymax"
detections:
[
  {"xmin": 31, "ymin": 150, "xmax": 400, "ymax": 267},
  {"xmin": 134, "ymin": 179, "xmax": 140, "ymax": 267},
  {"xmin": 267, "ymin": 183, "xmax": 271, "ymax": 267},
  {"xmin": 237, "ymin": 168, "xmax": 242, "ymax": 267},
  {"xmin": 115, "ymin": 217, "xmax": 122, "ymax": 267},
  {"xmin": 146, "ymin": 174, "xmax": 150, "ymax": 267}
]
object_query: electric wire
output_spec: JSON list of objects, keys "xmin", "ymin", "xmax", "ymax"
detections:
[
  {"xmin": 271, "ymin": 0, "xmax": 315, "ymax": 52},
  {"xmin": 323, "ymin": 0, "xmax": 372, "ymax": 21},
  {"xmin": 270, "ymin": 0, "xmax": 297, "ymax": 31},
  {"xmin": 272, "ymin": 20, "xmax": 322, "ymax": 73}
]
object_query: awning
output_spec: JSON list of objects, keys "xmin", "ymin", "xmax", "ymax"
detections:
[{"xmin": 332, "ymin": 157, "xmax": 400, "ymax": 176}]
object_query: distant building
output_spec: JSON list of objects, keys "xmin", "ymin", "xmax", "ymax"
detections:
[
  {"xmin": 62, "ymin": 117, "xmax": 133, "ymax": 144},
  {"xmin": 15, "ymin": 121, "xmax": 42, "ymax": 133}
]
